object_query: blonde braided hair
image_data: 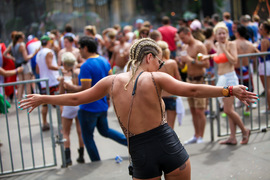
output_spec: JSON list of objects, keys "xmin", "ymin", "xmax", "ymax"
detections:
[{"xmin": 124, "ymin": 38, "xmax": 160, "ymax": 90}]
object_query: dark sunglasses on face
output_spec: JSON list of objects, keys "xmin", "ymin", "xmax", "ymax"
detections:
[
  {"xmin": 141, "ymin": 31, "xmax": 149, "ymax": 35},
  {"xmin": 155, "ymin": 56, "xmax": 165, "ymax": 70}
]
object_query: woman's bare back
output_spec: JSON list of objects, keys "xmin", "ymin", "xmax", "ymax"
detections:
[{"xmin": 110, "ymin": 72, "xmax": 166, "ymax": 136}]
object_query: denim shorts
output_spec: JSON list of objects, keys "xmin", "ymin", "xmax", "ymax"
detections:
[
  {"xmin": 162, "ymin": 97, "xmax": 176, "ymax": 111},
  {"xmin": 216, "ymin": 71, "xmax": 239, "ymax": 87}
]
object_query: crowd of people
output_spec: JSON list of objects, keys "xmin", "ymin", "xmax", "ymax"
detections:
[{"xmin": 0, "ymin": 11, "xmax": 266, "ymax": 179}]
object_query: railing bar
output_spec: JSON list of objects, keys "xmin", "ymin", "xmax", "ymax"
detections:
[
  {"xmin": 263, "ymin": 56, "xmax": 269, "ymax": 126},
  {"xmin": 3, "ymin": 87, "xmax": 14, "ymax": 172},
  {"xmin": 24, "ymin": 85, "xmax": 35, "ymax": 168},
  {"xmin": 0, "ymin": 78, "xmax": 49, "ymax": 88},
  {"xmin": 35, "ymin": 83, "xmax": 46, "ymax": 166},
  {"xmin": 46, "ymin": 81, "xmax": 57, "ymax": 166},
  {"xmin": 14, "ymin": 85, "xmax": 25, "ymax": 170},
  {"xmin": 239, "ymin": 58, "xmax": 245, "ymax": 124}
]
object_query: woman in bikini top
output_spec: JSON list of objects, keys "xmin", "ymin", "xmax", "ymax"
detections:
[
  {"xmin": 19, "ymin": 38, "xmax": 258, "ymax": 180},
  {"xmin": 203, "ymin": 22, "xmax": 252, "ymax": 145}
]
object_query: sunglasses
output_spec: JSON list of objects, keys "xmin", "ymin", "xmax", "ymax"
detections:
[
  {"xmin": 155, "ymin": 56, "xmax": 165, "ymax": 70},
  {"xmin": 141, "ymin": 31, "xmax": 149, "ymax": 35}
]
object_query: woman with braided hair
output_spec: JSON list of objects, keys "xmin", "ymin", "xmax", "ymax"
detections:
[{"xmin": 19, "ymin": 38, "xmax": 258, "ymax": 180}]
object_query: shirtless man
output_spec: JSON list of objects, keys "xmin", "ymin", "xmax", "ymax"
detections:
[
  {"xmin": 234, "ymin": 24, "xmax": 260, "ymax": 111},
  {"xmin": 178, "ymin": 27, "xmax": 210, "ymax": 144},
  {"xmin": 110, "ymin": 31, "xmax": 130, "ymax": 74},
  {"xmin": 58, "ymin": 36, "xmax": 84, "ymax": 67}
]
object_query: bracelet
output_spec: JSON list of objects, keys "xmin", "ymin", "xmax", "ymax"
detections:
[
  {"xmin": 229, "ymin": 86, "xmax": 233, "ymax": 96},
  {"xmin": 15, "ymin": 69, "xmax": 18, "ymax": 75}
]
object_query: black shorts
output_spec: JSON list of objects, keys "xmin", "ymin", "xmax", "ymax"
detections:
[
  {"xmin": 162, "ymin": 97, "xmax": 176, "ymax": 111},
  {"xmin": 129, "ymin": 123, "xmax": 189, "ymax": 179}
]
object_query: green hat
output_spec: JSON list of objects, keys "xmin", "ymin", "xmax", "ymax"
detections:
[{"xmin": 40, "ymin": 35, "xmax": 51, "ymax": 43}]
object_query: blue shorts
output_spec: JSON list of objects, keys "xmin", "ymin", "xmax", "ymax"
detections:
[{"xmin": 162, "ymin": 97, "xmax": 176, "ymax": 111}]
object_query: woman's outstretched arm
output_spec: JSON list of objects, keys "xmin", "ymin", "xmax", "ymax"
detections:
[
  {"xmin": 19, "ymin": 75, "xmax": 114, "ymax": 113},
  {"xmin": 155, "ymin": 72, "xmax": 258, "ymax": 105}
]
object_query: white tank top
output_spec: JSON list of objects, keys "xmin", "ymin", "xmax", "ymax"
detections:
[{"xmin": 36, "ymin": 47, "xmax": 59, "ymax": 88}]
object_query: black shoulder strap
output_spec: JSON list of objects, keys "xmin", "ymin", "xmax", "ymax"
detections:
[{"xmin": 132, "ymin": 71, "xmax": 144, "ymax": 96}]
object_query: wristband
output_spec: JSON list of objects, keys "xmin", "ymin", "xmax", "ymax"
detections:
[
  {"xmin": 15, "ymin": 69, "xmax": 18, "ymax": 75},
  {"xmin": 229, "ymin": 86, "xmax": 233, "ymax": 96}
]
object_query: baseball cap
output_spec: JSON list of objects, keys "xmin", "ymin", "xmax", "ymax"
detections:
[
  {"xmin": 27, "ymin": 35, "xmax": 34, "ymax": 42},
  {"xmin": 136, "ymin": 19, "xmax": 144, "ymax": 24},
  {"xmin": 40, "ymin": 35, "xmax": 51, "ymax": 44},
  {"xmin": 190, "ymin": 19, "xmax": 202, "ymax": 31}
]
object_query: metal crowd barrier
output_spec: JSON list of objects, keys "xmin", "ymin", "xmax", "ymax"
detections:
[
  {"xmin": 207, "ymin": 52, "xmax": 270, "ymax": 141},
  {"xmin": 0, "ymin": 78, "xmax": 65, "ymax": 175}
]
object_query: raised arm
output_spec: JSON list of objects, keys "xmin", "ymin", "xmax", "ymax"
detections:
[
  {"xmin": 19, "ymin": 75, "xmax": 114, "ymax": 113},
  {"xmin": 155, "ymin": 72, "xmax": 258, "ymax": 104},
  {"xmin": 20, "ymin": 43, "xmax": 38, "ymax": 61},
  {"xmin": 3, "ymin": 45, "xmax": 15, "ymax": 61},
  {"xmin": 220, "ymin": 41, "xmax": 238, "ymax": 64}
]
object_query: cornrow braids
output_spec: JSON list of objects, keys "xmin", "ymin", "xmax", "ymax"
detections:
[{"xmin": 124, "ymin": 38, "xmax": 160, "ymax": 90}]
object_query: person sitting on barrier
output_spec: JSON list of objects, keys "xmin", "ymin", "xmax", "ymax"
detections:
[
  {"xmin": 58, "ymin": 52, "xmax": 84, "ymax": 166},
  {"xmin": 157, "ymin": 40, "xmax": 181, "ymax": 129},
  {"xmin": 203, "ymin": 22, "xmax": 252, "ymax": 145},
  {"xmin": 258, "ymin": 20, "xmax": 270, "ymax": 113},
  {"xmin": 234, "ymin": 24, "xmax": 260, "ymax": 113},
  {"xmin": 19, "ymin": 38, "xmax": 258, "ymax": 180}
]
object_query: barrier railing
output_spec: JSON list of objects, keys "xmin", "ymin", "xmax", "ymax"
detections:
[
  {"xmin": 0, "ymin": 78, "xmax": 65, "ymax": 175},
  {"xmin": 207, "ymin": 52, "xmax": 270, "ymax": 141}
]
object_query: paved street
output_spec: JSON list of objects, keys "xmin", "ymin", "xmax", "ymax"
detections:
[{"xmin": 1, "ymin": 95, "xmax": 270, "ymax": 180}]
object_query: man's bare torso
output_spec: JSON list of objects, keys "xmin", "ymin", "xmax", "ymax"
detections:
[{"xmin": 185, "ymin": 40, "xmax": 206, "ymax": 76}]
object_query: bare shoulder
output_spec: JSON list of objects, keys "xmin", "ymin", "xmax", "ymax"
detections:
[
  {"xmin": 261, "ymin": 38, "xmax": 268, "ymax": 43},
  {"xmin": 73, "ymin": 47, "xmax": 80, "ymax": 53},
  {"xmin": 124, "ymin": 42, "xmax": 131, "ymax": 48},
  {"xmin": 196, "ymin": 40, "xmax": 207, "ymax": 52},
  {"xmin": 58, "ymin": 48, "xmax": 65, "ymax": 55},
  {"xmin": 20, "ymin": 42, "xmax": 26, "ymax": 47},
  {"xmin": 228, "ymin": 41, "xmax": 236, "ymax": 47},
  {"xmin": 151, "ymin": 71, "xmax": 172, "ymax": 82}
]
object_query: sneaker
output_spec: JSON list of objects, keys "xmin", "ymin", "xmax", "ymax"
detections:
[
  {"xmin": 244, "ymin": 111, "xmax": 250, "ymax": 116},
  {"xmin": 259, "ymin": 91, "xmax": 265, "ymax": 97},
  {"xmin": 184, "ymin": 136, "xmax": 197, "ymax": 145},
  {"xmin": 221, "ymin": 112, "xmax": 227, "ymax": 118},
  {"xmin": 197, "ymin": 137, "xmax": 203, "ymax": 144},
  {"xmin": 251, "ymin": 103, "xmax": 257, "ymax": 109},
  {"xmin": 42, "ymin": 124, "xmax": 50, "ymax": 131},
  {"xmin": 260, "ymin": 110, "xmax": 270, "ymax": 114}
]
